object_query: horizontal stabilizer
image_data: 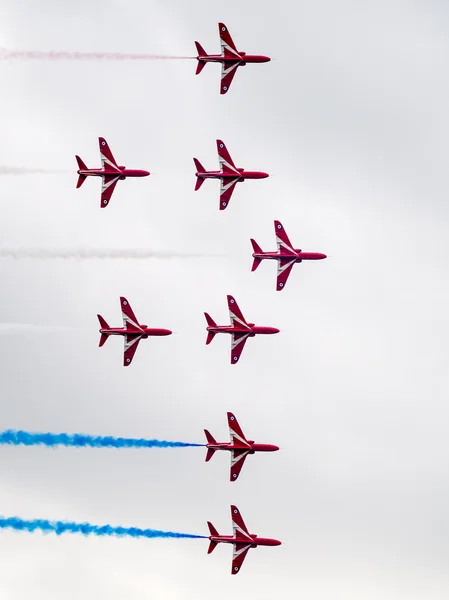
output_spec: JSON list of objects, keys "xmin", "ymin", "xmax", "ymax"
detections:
[
  {"xmin": 75, "ymin": 155, "xmax": 87, "ymax": 171},
  {"xmin": 204, "ymin": 429, "xmax": 217, "ymax": 445},
  {"xmin": 204, "ymin": 313, "xmax": 217, "ymax": 328},
  {"xmin": 205, "ymin": 448, "xmax": 216, "ymax": 462},
  {"xmin": 250, "ymin": 239, "xmax": 263, "ymax": 255},
  {"xmin": 195, "ymin": 176, "xmax": 205, "ymax": 191},
  {"xmin": 76, "ymin": 174, "xmax": 87, "ymax": 189},
  {"xmin": 206, "ymin": 331, "xmax": 216, "ymax": 345},
  {"xmin": 208, "ymin": 540, "xmax": 218, "ymax": 554},
  {"xmin": 251, "ymin": 257, "xmax": 261, "ymax": 271},
  {"xmin": 195, "ymin": 60, "xmax": 206, "ymax": 75},
  {"xmin": 195, "ymin": 41, "xmax": 206, "ymax": 58},
  {"xmin": 207, "ymin": 521, "xmax": 219, "ymax": 538},
  {"xmin": 97, "ymin": 314, "xmax": 109, "ymax": 329},
  {"xmin": 99, "ymin": 333, "xmax": 109, "ymax": 347}
]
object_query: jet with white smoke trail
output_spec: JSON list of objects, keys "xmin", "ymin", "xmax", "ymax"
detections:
[
  {"xmin": 0, "ymin": 48, "xmax": 194, "ymax": 61},
  {"xmin": 0, "ymin": 249, "xmax": 216, "ymax": 260},
  {"xmin": 76, "ymin": 137, "xmax": 150, "ymax": 207},
  {"xmin": 0, "ymin": 166, "xmax": 69, "ymax": 175},
  {"xmin": 0, "ymin": 324, "xmax": 73, "ymax": 334}
]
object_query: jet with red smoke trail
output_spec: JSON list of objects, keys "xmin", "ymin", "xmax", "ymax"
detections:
[
  {"xmin": 207, "ymin": 505, "xmax": 281, "ymax": 574},
  {"xmin": 194, "ymin": 140, "xmax": 268, "ymax": 210},
  {"xmin": 76, "ymin": 137, "xmax": 150, "ymax": 207},
  {"xmin": 204, "ymin": 295, "xmax": 279, "ymax": 364},
  {"xmin": 251, "ymin": 220, "xmax": 327, "ymax": 290},
  {"xmin": 204, "ymin": 412, "xmax": 279, "ymax": 481},
  {"xmin": 195, "ymin": 23, "xmax": 270, "ymax": 94},
  {"xmin": 97, "ymin": 297, "xmax": 172, "ymax": 366}
]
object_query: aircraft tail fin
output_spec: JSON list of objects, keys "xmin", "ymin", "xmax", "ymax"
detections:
[
  {"xmin": 204, "ymin": 429, "xmax": 217, "ymax": 462},
  {"xmin": 207, "ymin": 521, "xmax": 219, "ymax": 550},
  {"xmin": 204, "ymin": 313, "xmax": 217, "ymax": 345},
  {"xmin": 250, "ymin": 239, "xmax": 263, "ymax": 271},
  {"xmin": 97, "ymin": 314, "xmax": 110, "ymax": 347},
  {"xmin": 195, "ymin": 42, "xmax": 207, "ymax": 75},
  {"xmin": 193, "ymin": 159, "xmax": 206, "ymax": 190},
  {"xmin": 75, "ymin": 156, "xmax": 88, "ymax": 188}
]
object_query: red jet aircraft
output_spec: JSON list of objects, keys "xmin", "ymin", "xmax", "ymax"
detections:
[
  {"xmin": 204, "ymin": 412, "xmax": 279, "ymax": 482},
  {"xmin": 194, "ymin": 139, "xmax": 268, "ymax": 210},
  {"xmin": 207, "ymin": 505, "xmax": 281, "ymax": 574},
  {"xmin": 195, "ymin": 22, "xmax": 271, "ymax": 94},
  {"xmin": 204, "ymin": 295, "xmax": 279, "ymax": 364},
  {"xmin": 251, "ymin": 220, "xmax": 327, "ymax": 290},
  {"xmin": 97, "ymin": 297, "xmax": 172, "ymax": 366},
  {"xmin": 75, "ymin": 137, "xmax": 150, "ymax": 207}
]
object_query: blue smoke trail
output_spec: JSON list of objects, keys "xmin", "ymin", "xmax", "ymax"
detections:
[
  {"xmin": 0, "ymin": 430, "xmax": 204, "ymax": 449},
  {"xmin": 0, "ymin": 516, "xmax": 206, "ymax": 539}
]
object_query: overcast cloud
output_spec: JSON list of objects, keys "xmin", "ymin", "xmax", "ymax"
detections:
[{"xmin": 0, "ymin": 1, "xmax": 448, "ymax": 599}]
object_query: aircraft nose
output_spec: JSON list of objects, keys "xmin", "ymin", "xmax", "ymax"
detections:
[
  {"xmin": 272, "ymin": 327, "xmax": 280, "ymax": 334},
  {"xmin": 272, "ymin": 539, "xmax": 282, "ymax": 546},
  {"xmin": 262, "ymin": 56, "xmax": 271, "ymax": 62},
  {"xmin": 161, "ymin": 329, "xmax": 172, "ymax": 336},
  {"xmin": 320, "ymin": 253, "xmax": 327, "ymax": 259},
  {"xmin": 142, "ymin": 170, "xmax": 151, "ymax": 177}
]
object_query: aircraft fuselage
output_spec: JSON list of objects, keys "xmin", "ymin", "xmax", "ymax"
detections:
[
  {"xmin": 206, "ymin": 325, "xmax": 279, "ymax": 336},
  {"xmin": 196, "ymin": 170, "xmax": 269, "ymax": 180},
  {"xmin": 198, "ymin": 53, "xmax": 270, "ymax": 65},
  {"xmin": 206, "ymin": 442, "xmax": 279, "ymax": 453},
  {"xmin": 253, "ymin": 251, "xmax": 327, "ymax": 262},
  {"xmin": 77, "ymin": 168, "xmax": 150, "ymax": 179},
  {"xmin": 99, "ymin": 327, "xmax": 172, "ymax": 338},
  {"xmin": 209, "ymin": 535, "xmax": 281, "ymax": 547}
]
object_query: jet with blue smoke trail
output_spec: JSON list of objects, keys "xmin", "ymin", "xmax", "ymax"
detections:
[
  {"xmin": 0, "ymin": 516, "xmax": 206, "ymax": 540},
  {"xmin": 0, "ymin": 430, "xmax": 203, "ymax": 449}
]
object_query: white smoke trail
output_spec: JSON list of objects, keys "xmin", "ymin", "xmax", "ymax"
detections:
[
  {"xmin": 0, "ymin": 49, "xmax": 195, "ymax": 61},
  {"xmin": 0, "ymin": 249, "xmax": 222, "ymax": 260},
  {"xmin": 0, "ymin": 324, "xmax": 74, "ymax": 334},
  {"xmin": 0, "ymin": 167, "xmax": 69, "ymax": 175}
]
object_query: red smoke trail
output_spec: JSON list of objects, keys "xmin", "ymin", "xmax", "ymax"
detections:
[{"xmin": 0, "ymin": 49, "xmax": 195, "ymax": 60}]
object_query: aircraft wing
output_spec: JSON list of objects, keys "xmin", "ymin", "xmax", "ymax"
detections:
[
  {"xmin": 231, "ymin": 505, "xmax": 252, "ymax": 540},
  {"xmin": 101, "ymin": 175, "xmax": 121, "ymax": 207},
  {"xmin": 218, "ymin": 23, "xmax": 241, "ymax": 59},
  {"xmin": 220, "ymin": 61, "xmax": 240, "ymax": 95},
  {"xmin": 230, "ymin": 449, "xmax": 250, "ymax": 481},
  {"xmin": 99, "ymin": 137, "xmax": 120, "ymax": 171},
  {"xmin": 217, "ymin": 140, "xmax": 238, "ymax": 173},
  {"xmin": 231, "ymin": 542, "xmax": 252, "ymax": 574},
  {"xmin": 274, "ymin": 220, "xmax": 296, "ymax": 255},
  {"xmin": 120, "ymin": 297, "xmax": 143, "ymax": 332},
  {"xmin": 219, "ymin": 177, "xmax": 239, "ymax": 210},
  {"xmin": 227, "ymin": 412, "xmax": 250, "ymax": 446},
  {"xmin": 227, "ymin": 295, "xmax": 249, "ymax": 328},
  {"xmin": 231, "ymin": 333, "xmax": 250, "ymax": 364},
  {"xmin": 123, "ymin": 334, "xmax": 143, "ymax": 366},
  {"xmin": 276, "ymin": 258, "xmax": 297, "ymax": 291}
]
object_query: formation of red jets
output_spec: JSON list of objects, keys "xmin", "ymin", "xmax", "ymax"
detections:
[{"xmin": 79, "ymin": 24, "xmax": 327, "ymax": 575}]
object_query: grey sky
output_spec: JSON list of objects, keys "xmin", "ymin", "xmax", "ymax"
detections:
[{"xmin": 0, "ymin": 0, "xmax": 448, "ymax": 598}]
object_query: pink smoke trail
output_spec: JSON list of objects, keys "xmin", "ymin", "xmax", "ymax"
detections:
[{"xmin": 0, "ymin": 48, "xmax": 195, "ymax": 61}]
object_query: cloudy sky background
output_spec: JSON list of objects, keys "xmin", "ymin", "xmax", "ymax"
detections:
[{"xmin": 0, "ymin": 0, "xmax": 448, "ymax": 598}]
